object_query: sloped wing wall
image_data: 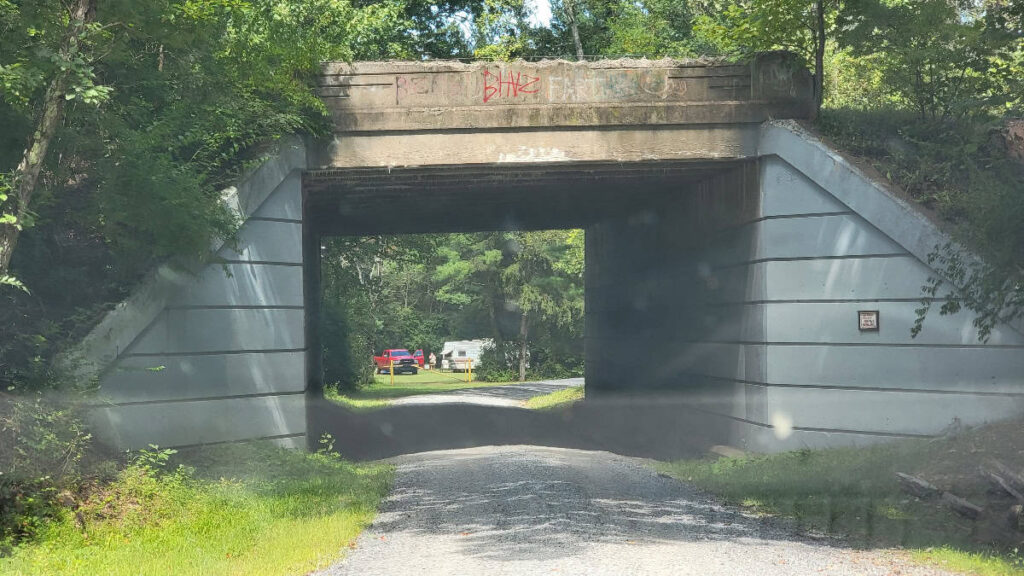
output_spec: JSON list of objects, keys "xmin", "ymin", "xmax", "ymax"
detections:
[
  {"xmin": 742, "ymin": 122, "xmax": 1024, "ymax": 450},
  {"xmin": 82, "ymin": 140, "xmax": 310, "ymax": 450}
]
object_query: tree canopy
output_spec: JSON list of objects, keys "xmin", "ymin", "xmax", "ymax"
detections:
[
  {"xmin": 2, "ymin": 0, "xmax": 1023, "ymax": 394},
  {"xmin": 321, "ymin": 230, "xmax": 585, "ymax": 388}
]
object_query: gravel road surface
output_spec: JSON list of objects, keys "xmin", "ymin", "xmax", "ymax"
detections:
[
  {"xmin": 320, "ymin": 445, "xmax": 955, "ymax": 576},
  {"xmin": 390, "ymin": 378, "xmax": 583, "ymax": 408}
]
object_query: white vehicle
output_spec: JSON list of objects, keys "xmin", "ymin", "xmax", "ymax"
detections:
[{"xmin": 440, "ymin": 339, "xmax": 491, "ymax": 372}]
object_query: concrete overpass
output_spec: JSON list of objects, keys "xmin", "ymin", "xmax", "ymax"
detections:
[{"xmin": 76, "ymin": 54, "xmax": 1024, "ymax": 455}]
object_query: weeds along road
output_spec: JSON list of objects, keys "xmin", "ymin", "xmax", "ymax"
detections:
[{"xmin": 318, "ymin": 445, "xmax": 955, "ymax": 576}]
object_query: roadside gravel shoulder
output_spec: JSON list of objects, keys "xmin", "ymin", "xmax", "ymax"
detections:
[{"xmin": 319, "ymin": 445, "xmax": 957, "ymax": 576}]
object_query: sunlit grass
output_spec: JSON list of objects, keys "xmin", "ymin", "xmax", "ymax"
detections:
[
  {"xmin": 0, "ymin": 443, "xmax": 393, "ymax": 576},
  {"xmin": 370, "ymin": 370, "xmax": 483, "ymax": 386},
  {"xmin": 913, "ymin": 547, "xmax": 1024, "ymax": 576},
  {"xmin": 655, "ymin": 433, "xmax": 1024, "ymax": 576},
  {"xmin": 524, "ymin": 385, "xmax": 584, "ymax": 410},
  {"xmin": 325, "ymin": 372, "xmax": 518, "ymax": 411}
]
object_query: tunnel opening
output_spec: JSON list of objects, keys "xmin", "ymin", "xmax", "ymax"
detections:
[
  {"xmin": 302, "ymin": 159, "xmax": 761, "ymax": 458},
  {"xmin": 317, "ymin": 229, "xmax": 586, "ymax": 401}
]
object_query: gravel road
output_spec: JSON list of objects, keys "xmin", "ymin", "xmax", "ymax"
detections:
[
  {"xmin": 319, "ymin": 445, "xmax": 955, "ymax": 576},
  {"xmin": 390, "ymin": 378, "xmax": 583, "ymax": 408}
]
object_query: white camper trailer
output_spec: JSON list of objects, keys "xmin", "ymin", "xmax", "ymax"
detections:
[{"xmin": 440, "ymin": 339, "xmax": 491, "ymax": 372}]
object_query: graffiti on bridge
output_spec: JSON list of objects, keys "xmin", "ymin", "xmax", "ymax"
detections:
[{"xmin": 483, "ymin": 70, "xmax": 542, "ymax": 103}]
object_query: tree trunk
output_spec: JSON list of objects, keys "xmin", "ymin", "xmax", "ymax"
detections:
[
  {"xmin": 0, "ymin": 0, "xmax": 95, "ymax": 277},
  {"xmin": 518, "ymin": 311, "xmax": 528, "ymax": 382},
  {"xmin": 813, "ymin": 0, "xmax": 826, "ymax": 114},
  {"xmin": 565, "ymin": 0, "xmax": 585, "ymax": 61}
]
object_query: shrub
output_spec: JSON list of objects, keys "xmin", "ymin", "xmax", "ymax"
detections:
[
  {"xmin": 321, "ymin": 300, "xmax": 374, "ymax": 392},
  {"xmin": 475, "ymin": 341, "xmax": 584, "ymax": 381},
  {"xmin": 74, "ymin": 446, "xmax": 192, "ymax": 534},
  {"xmin": 817, "ymin": 108, "xmax": 1024, "ymax": 340},
  {"xmin": 0, "ymin": 394, "xmax": 91, "ymax": 548},
  {"xmin": 476, "ymin": 342, "xmax": 520, "ymax": 382}
]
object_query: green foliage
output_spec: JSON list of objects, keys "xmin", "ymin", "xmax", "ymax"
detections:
[
  {"xmin": 524, "ymin": 0, "xmax": 711, "ymax": 59},
  {"xmin": 0, "ymin": 394, "xmax": 91, "ymax": 548},
  {"xmin": 838, "ymin": 0, "xmax": 1010, "ymax": 119},
  {"xmin": 1, "ymin": 443, "xmax": 393, "ymax": 576},
  {"xmin": 321, "ymin": 231, "xmax": 585, "ymax": 389},
  {"xmin": 326, "ymin": 375, "xmax": 521, "ymax": 411},
  {"xmin": 695, "ymin": 0, "xmax": 824, "ymax": 62},
  {"xmin": 817, "ymin": 109, "xmax": 1024, "ymax": 340},
  {"xmin": 601, "ymin": 0, "xmax": 700, "ymax": 58},
  {"xmin": 523, "ymin": 385, "xmax": 584, "ymax": 410},
  {"xmin": 656, "ymin": 418, "xmax": 1024, "ymax": 572},
  {"xmin": 322, "ymin": 299, "xmax": 374, "ymax": 392},
  {"xmin": 476, "ymin": 342, "xmax": 522, "ymax": 382},
  {"xmin": 129, "ymin": 445, "xmax": 180, "ymax": 477},
  {"xmin": 321, "ymin": 235, "xmax": 453, "ymax": 391},
  {"xmin": 0, "ymin": 0, "xmax": 414, "ymax": 394}
]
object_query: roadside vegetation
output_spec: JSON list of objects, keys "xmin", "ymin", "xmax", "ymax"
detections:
[
  {"xmin": 524, "ymin": 386, "xmax": 585, "ymax": 410},
  {"xmin": 2, "ymin": 0, "xmax": 1022, "ymax": 568},
  {"xmin": 0, "ymin": 441, "xmax": 392, "ymax": 576},
  {"xmin": 321, "ymin": 231, "xmax": 586, "ymax": 394},
  {"xmin": 325, "ymin": 372, "xmax": 520, "ymax": 411},
  {"xmin": 656, "ymin": 417, "xmax": 1024, "ymax": 576}
]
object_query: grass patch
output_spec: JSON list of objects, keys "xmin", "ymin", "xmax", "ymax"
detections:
[
  {"xmin": 912, "ymin": 547, "xmax": 1024, "ymax": 576},
  {"xmin": 369, "ymin": 371, "xmax": 484, "ymax": 385},
  {"xmin": 325, "ymin": 372, "xmax": 517, "ymax": 411},
  {"xmin": 655, "ymin": 417, "xmax": 1024, "ymax": 576},
  {"xmin": 0, "ymin": 442, "xmax": 393, "ymax": 576},
  {"xmin": 524, "ymin": 386, "xmax": 584, "ymax": 410}
]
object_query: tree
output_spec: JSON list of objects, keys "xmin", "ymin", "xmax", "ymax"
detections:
[
  {"xmin": 564, "ymin": 0, "xmax": 585, "ymax": 59},
  {"xmin": 838, "ymin": 0, "xmax": 1006, "ymax": 118},
  {"xmin": 0, "ymin": 0, "xmax": 103, "ymax": 284},
  {"xmin": 0, "ymin": 0, "xmax": 414, "ymax": 392},
  {"xmin": 498, "ymin": 230, "xmax": 583, "ymax": 381},
  {"xmin": 695, "ymin": 0, "xmax": 840, "ymax": 110}
]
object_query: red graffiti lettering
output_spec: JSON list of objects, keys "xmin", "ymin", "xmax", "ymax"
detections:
[{"xmin": 483, "ymin": 70, "xmax": 541, "ymax": 103}]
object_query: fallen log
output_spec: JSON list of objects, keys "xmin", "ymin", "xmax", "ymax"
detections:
[
  {"xmin": 941, "ymin": 492, "xmax": 983, "ymax": 520},
  {"xmin": 981, "ymin": 467, "xmax": 1024, "ymax": 502},
  {"xmin": 989, "ymin": 460, "xmax": 1024, "ymax": 495},
  {"xmin": 896, "ymin": 472, "xmax": 941, "ymax": 499}
]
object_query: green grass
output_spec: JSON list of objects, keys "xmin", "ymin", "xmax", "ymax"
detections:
[
  {"xmin": 655, "ymin": 420, "xmax": 1024, "ymax": 576},
  {"xmin": 0, "ymin": 443, "xmax": 393, "ymax": 576},
  {"xmin": 524, "ymin": 386, "xmax": 584, "ymax": 410},
  {"xmin": 369, "ymin": 370, "xmax": 484, "ymax": 385},
  {"xmin": 325, "ymin": 372, "xmax": 517, "ymax": 411},
  {"xmin": 913, "ymin": 548, "xmax": 1024, "ymax": 576}
]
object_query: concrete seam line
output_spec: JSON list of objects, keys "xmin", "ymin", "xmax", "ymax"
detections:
[
  {"xmin": 670, "ymin": 371, "xmax": 1024, "ymax": 397},
  {"xmin": 674, "ymin": 401, "xmax": 935, "ymax": 438},
  {"xmin": 158, "ymin": 432, "xmax": 307, "ymax": 451},
  {"xmin": 124, "ymin": 347, "xmax": 308, "ymax": 358},
  {"xmin": 86, "ymin": 389, "xmax": 307, "ymax": 408},
  {"xmin": 712, "ymin": 253, "xmax": 909, "ymax": 271},
  {"xmin": 163, "ymin": 305, "xmax": 306, "ymax": 311}
]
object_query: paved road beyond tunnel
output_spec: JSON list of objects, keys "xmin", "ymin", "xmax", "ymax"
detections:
[{"xmin": 318, "ymin": 446, "xmax": 955, "ymax": 576}]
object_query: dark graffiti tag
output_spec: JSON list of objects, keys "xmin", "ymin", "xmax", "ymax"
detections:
[{"xmin": 483, "ymin": 70, "xmax": 541, "ymax": 103}]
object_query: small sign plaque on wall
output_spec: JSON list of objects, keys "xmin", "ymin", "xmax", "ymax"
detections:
[{"xmin": 858, "ymin": 310, "xmax": 880, "ymax": 331}]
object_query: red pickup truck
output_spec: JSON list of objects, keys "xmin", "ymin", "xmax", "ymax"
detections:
[{"xmin": 373, "ymin": 349, "xmax": 419, "ymax": 375}]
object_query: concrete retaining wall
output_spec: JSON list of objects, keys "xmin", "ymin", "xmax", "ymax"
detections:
[
  {"xmin": 81, "ymin": 138, "xmax": 311, "ymax": 450},
  {"xmin": 586, "ymin": 121, "xmax": 1024, "ymax": 452},
  {"xmin": 708, "ymin": 122, "xmax": 1024, "ymax": 450}
]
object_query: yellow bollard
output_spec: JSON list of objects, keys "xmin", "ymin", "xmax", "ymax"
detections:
[
  {"xmin": 467, "ymin": 358, "xmax": 472, "ymax": 383},
  {"xmin": 390, "ymin": 359, "xmax": 394, "ymax": 386}
]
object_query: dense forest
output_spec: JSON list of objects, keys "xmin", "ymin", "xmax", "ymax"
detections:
[
  {"xmin": 1, "ymin": 0, "xmax": 1022, "ymax": 551},
  {"xmin": 321, "ymin": 230, "xmax": 585, "ymax": 388}
]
